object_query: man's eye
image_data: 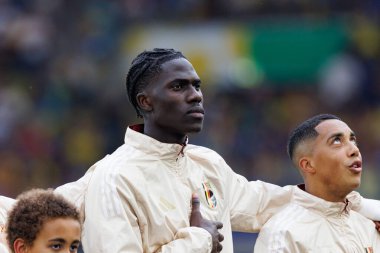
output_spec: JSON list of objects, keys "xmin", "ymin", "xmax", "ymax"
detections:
[
  {"xmin": 332, "ymin": 137, "xmax": 341, "ymax": 144},
  {"xmin": 172, "ymin": 84, "xmax": 182, "ymax": 90}
]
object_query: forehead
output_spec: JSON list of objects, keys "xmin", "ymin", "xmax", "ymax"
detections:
[
  {"xmin": 39, "ymin": 217, "xmax": 81, "ymax": 236},
  {"xmin": 156, "ymin": 58, "xmax": 200, "ymax": 82},
  {"xmin": 315, "ymin": 119, "xmax": 352, "ymax": 139}
]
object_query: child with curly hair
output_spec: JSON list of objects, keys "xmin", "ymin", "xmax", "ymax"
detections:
[{"xmin": 6, "ymin": 189, "xmax": 81, "ymax": 253}]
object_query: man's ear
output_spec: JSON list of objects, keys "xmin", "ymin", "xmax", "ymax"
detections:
[
  {"xmin": 136, "ymin": 92, "xmax": 153, "ymax": 113},
  {"xmin": 13, "ymin": 238, "xmax": 28, "ymax": 253},
  {"xmin": 299, "ymin": 157, "xmax": 316, "ymax": 175}
]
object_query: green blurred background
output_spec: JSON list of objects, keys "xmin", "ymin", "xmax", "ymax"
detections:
[{"xmin": 1, "ymin": 1, "xmax": 380, "ymax": 252}]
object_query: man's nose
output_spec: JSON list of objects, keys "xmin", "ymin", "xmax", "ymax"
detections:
[
  {"xmin": 348, "ymin": 142, "xmax": 360, "ymax": 157},
  {"xmin": 188, "ymin": 86, "xmax": 202, "ymax": 103}
]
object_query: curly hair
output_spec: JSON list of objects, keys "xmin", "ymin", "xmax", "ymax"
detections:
[
  {"xmin": 6, "ymin": 188, "xmax": 80, "ymax": 252},
  {"xmin": 125, "ymin": 48, "xmax": 186, "ymax": 117}
]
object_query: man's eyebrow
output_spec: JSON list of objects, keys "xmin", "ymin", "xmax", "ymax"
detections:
[
  {"xmin": 170, "ymin": 78, "xmax": 201, "ymax": 84},
  {"xmin": 327, "ymin": 131, "xmax": 356, "ymax": 142},
  {"xmin": 327, "ymin": 132, "xmax": 343, "ymax": 142}
]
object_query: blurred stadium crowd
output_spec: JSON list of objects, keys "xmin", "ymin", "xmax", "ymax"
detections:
[
  {"xmin": 1, "ymin": 0, "xmax": 380, "ymax": 202},
  {"xmin": 1, "ymin": 1, "xmax": 380, "ymax": 252}
]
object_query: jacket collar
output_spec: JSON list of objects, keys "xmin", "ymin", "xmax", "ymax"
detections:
[
  {"xmin": 125, "ymin": 124, "xmax": 188, "ymax": 159},
  {"xmin": 293, "ymin": 184, "xmax": 352, "ymax": 217}
]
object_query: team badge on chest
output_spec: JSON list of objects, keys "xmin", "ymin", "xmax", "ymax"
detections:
[{"xmin": 202, "ymin": 181, "xmax": 217, "ymax": 209}]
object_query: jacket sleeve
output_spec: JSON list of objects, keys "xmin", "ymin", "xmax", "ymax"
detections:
[
  {"xmin": 0, "ymin": 196, "xmax": 15, "ymax": 224},
  {"xmin": 83, "ymin": 193, "xmax": 212, "ymax": 253},
  {"xmin": 0, "ymin": 196, "xmax": 16, "ymax": 253},
  {"xmin": 82, "ymin": 164, "xmax": 212, "ymax": 253},
  {"xmin": 158, "ymin": 227, "xmax": 212, "ymax": 253},
  {"xmin": 347, "ymin": 191, "xmax": 380, "ymax": 221},
  {"xmin": 54, "ymin": 159, "xmax": 98, "ymax": 218},
  {"xmin": 117, "ymin": 179, "xmax": 213, "ymax": 253},
  {"xmin": 224, "ymin": 164, "xmax": 294, "ymax": 232},
  {"xmin": 0, "ymin": 243, "xmax": 9, "ymax": 253}
]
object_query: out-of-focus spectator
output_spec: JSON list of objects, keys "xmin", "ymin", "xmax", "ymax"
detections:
[{"xmin": 318, "ymin": 50, "xmax": 364, "ymax": 108}]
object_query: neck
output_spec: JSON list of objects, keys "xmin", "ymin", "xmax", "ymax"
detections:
[
  {"xmin": 304, "ymin": 183, "xmax": 348, "ymax": 203},
  {"xmin": 142, "ymin": 124, "xmax": 187, "ymax": 145}
]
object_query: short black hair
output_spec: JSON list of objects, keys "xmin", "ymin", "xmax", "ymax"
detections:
[
  {"xmin": 6, "ymin": 189, "xmax": 80, "ymax": 252},
  {"xmin": 287, "ymin": 114, "xmax": 341, "ymax": 162},
  {"xmin": 125, "ymin": 48, "xmax": 186, "ymax": 117}
]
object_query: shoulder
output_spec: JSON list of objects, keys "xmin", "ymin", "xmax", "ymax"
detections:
[
  {"xmin": 260, "ymin": 203, "xmax": 316, "ymax": 239},
  {"xmin": 0, "ymin": 196, "xmax": 15, "ymax": 221},
  {"xmin": 263, "ymin": 203, "xmax": 308, "ymax": 227},
  {"xmin": 94, "ymin": 144, "xmax": 143, "ymax": 172},
  {"xmin": 186, "ymin": 145, "xmax": 232, "ymax": 178},
  {"xmin": 349, "ymin": 210, "xmax": 378, "ymax": 230},
  {"xmin": 256, "ymin": 204, "xmax": 314, "ymax": 251},
  {"xmin": 348, "ymin": 211, "xmax": 380, "ymax": 249},
  {"xmin": 0, "ymin": 195, "xmax": 15, "ymax": 212},
  {"xmin": 89, "ymin": 144, "xmax": 163, "ymax": 189},
  {"xmin": 186, "ymin": 144, "xmax": 225, "ymax": 162}
]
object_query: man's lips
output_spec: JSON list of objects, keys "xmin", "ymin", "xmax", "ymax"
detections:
[
  {"xmin": 187, "ymin": 107, "xmax": 205, "ymax": 116},
  {"xmin": 348, "ymin": 160, "xmax": 362, "ymax": 173}
]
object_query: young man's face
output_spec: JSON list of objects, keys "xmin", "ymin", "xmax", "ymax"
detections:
[
  {"xmin": 143, "ymin": 58, "xmax": 204, "ymax": 142},
  {"xmin": 27, "ymin": 217, "xmax": 81, "ymax": 253},
  {"xmin": 310, "ymin": 119, "xmax": 362, "ymax": 201}
]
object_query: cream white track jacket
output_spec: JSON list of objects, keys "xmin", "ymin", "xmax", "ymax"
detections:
[
  {"xmin": 254, "ymin": 185, "xmax": 380, "ymax": 253},
  {"xmin": 80, "ymin": 125, "xmax": 378, "ymax": 253},
  {"xmin": 1, "ymin": 126, "xmax": 380, "ymax": 252},
  {"xmin": 0, "ymin": 196, "xmax": 14, "ymax": 253}
]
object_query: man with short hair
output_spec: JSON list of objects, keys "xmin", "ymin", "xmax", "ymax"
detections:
[{"xmin": 254, "ymin": 114, "xmax": 380, "ymax": 252}]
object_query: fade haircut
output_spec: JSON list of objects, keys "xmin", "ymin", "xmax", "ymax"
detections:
[
  {"xmin": 287, "ymin": 114, "xmax": 341, "ymax": 163},
  {"xmin": 125, "ymin": 48, "xmax": 186, "ymax": 117},
  {"xmin": 6, "ymin": 188, "xmax": 80, "ymax": 252}
]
